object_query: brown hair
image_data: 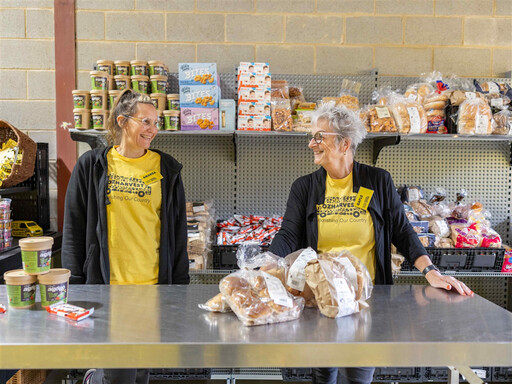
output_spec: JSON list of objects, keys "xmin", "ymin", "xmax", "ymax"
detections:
[{"xmin": 106, "ymin": 89, "xmax": 154, "ymax": 145}]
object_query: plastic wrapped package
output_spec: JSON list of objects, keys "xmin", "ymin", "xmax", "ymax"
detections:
[
  {"xmin": 457, "ymin": 98, "xmax": 492, "ymax": 135},
  {"xmin": 187, "ymin": 201, "xmax": 215, "ymax": 270},
  {"xmin": 409, "ymin": 200, "xmax": 434, "ymax": 219},
  {"xmin": 404, "ymin": 83, "xmax": 434, "ymax": 104},
  {"xmin": 403, "ymin": 204, "xmax": 419, "ymax": 222},
  {"xmin": 451, "ymin": 224, "xmax": 482, "ymax": 248},
  {"xmin": 271, "ymin": 98, "xmax": 293, "ymax": 131},
  {"xmin": 389, "ymin": 97, "xmax": 428, "ymax": 134},
  {"xmin": 484, "ymin": 93, "xmax": 511, "ymax": 109},
  {"xmin": 492, "ymin": 108, "xmax": 511, "ymax": 135},
  {"xmin": 400, "ymin": 185, "xmax": 425, "ymax": 202},
  {"xmin": 337, "ymin": 79, "xmax": 361, "ymax": 111},
  {"xmin": 423, "ymin": 92, "xmax": 449, "ymax": 134},
  {"xmin": 451, "ymin": 203, "xmax": 471, "ymax": 220},
  {"xmin": 219, "ymin": 270, "xmax": 304, "ymax": 326},
  {"xmin": 418, "ymin": 233, "xmax": 436, "ymax": 248},
  {"xmin": 371, "ymin": 86, "xmax": 400, "ymax": 107},
  {"xmin": 293, "ymin": 109, "xmax": 314, "ymax": 132},
  {"xmin": 199, "ymin": 293, "xmax": 232, "ymax": 313},
  {"xmin": 428, "ymin": 217, "xmax": 450, "ymax": 238},
  {"xmin": 271, "ymin": 80, "xmax": 290, "ymax": 99},
  {"xmin": 436, "ymin": 237, "xmax": 454, "ymax": 248},
  {"xmin": 474, "ymin": 79, "xmax": 512, "ymax": 99},
  {"xmin": 284, "ymin": 248, "xmax": 318, "ymax": 307},
  {"xmin": 366, "ymin": 105, "xmax": 397, "ymax": 133},
  {"xmin": 449, "ymin": 90, "xmax": 484, "ymax": 107},
  {"xmin": 289, "ymin": 86, "xmax": 306, "ymax": 114},
  {"xmin": 305, "ymin": 251, "xmax": 373, "ymax": 319},
  {"xmin": 480, "ymin": 227, "xmax": 502, "ymax": 248}
]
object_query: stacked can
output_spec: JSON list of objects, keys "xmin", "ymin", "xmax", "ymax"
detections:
[
  {"xmin": 0, "ymin": 198, "xmax": 12, "ymax": 249},
  {"xmin": 4, "ymin": 236, "xmax": 71, "ymax": 310},
  {"xmin": 178, "ymin": 63, "xmax": 220, "ymax": 131}
]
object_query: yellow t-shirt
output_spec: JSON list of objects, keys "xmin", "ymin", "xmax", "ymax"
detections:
[
  {"xmin": 317, "ymin": 173, "xmax": 376, "ymax": 281},
  {"xmin": 106, "ymin": 147, "xmax": 162, "ymax": 285}
]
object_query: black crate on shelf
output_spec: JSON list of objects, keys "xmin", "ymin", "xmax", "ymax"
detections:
[
  {"xmin": 1, "ymin": 143, "xmax": 50, "ymax": 231},
  {"xmin": 492, "ymin": 367, "xmax": 512, "ymax": 382},
  {"xmin": 400, "ymin": 247, "xmax": 505, "ymax": 272},
  {"xmin": 212, "ymin": 244, "xmax": 270, "ymax": 270},
  {"xmin": 425, "ymin": 367, "xmax": 491, "ymax": 382},
  {"xmin": 373, "ymin": 367, "xmax": 423, "ymax": 382},
  {"xmin": 149, "ymin": 368, "xmax": 211, "ymax": 380},
  {"xmin": 281, "ymin": 368, "xmax": 312, "ymax": 382}
]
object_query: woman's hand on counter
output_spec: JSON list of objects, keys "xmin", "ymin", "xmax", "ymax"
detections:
[{"xmin": 425, "ymin": 269, "xmax": 474, "ymax": 297}]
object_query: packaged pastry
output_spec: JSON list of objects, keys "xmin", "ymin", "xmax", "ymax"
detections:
[
  {"xmin": 366, "ymin": 105, "xmax": 397, "ymax": 132},
  {"xmin": 219, "ymin": 271, "xmax": 304, "ymax": 326},
  {"xmin": 271, "ymin": 80, "xmax": 290, "ymax": 99},
  {"xmin": 337, "ymin": 79, "xmax": 361, "ymax": 111},
  {"xmin": 305, "ymin": 251, "xmax": 372, "ymax": 319},
  {"xmin": 390, "ymin": 98, "xmax": 427, "ymax": 134},
  {"xmin": 474, "ymin": 79, "xmax": 512, "ymax": 99},
  {"xmin": 284, "ymin": 248, "xmax": 318, "ymax": 307},
  {"xmin": 289, "ymin": 86, "xmax": 306, "ymax": 114},
  {"xmin": 417, "ymin": 233, "xmax": 436, "ymax": 248},
  {"xmin": 409, "ymin": 200, "xmax": 434, "ymax": 219},
  {"xmin": 457, "ymin": 98, "xmax": 492, "ymax": 135},
  {"xmin": 271, "ymin": 98, "xmax": 293, "ymax": 131},
  {"xmin": 428, "ymin": 217, "xmax": 450, "ymax": 238},
  {"xmin": 294, "ymin": 109, "xmax": 314, "ymax": 132},
  {"xmin": 492, "ymin": 109, "xmax": 511, "ymax": 135},
  {"xmin": 198, "ymin": 293, "xmax": 232, "ymax": 313}
]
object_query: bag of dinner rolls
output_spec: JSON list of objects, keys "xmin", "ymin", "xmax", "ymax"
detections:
[
  {"xmin": 199, "ymin": 292, "xmax": 232, "ymax": 313},
  {"xmin": 285, "ymin": 248, "xmax": 318, "ymax": 307},
  {"xmin": 304, "ymin": 251, "xmax": 373, "ymax": 319},
  {"xmin": 389, "ymin": 96, "xmax": 428, "ymax": 134},
  {"xmin": 457, "ymin": 98, "xmax": 492, "ymax": 135}
]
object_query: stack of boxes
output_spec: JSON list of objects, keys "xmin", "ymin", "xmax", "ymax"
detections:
[
  {"xmin": 178, "ymin": 63, "xmax": 220, "ymax": 130},
  {"xmin": 237, "ymin": 62, "xmax": 272, "ymax": 131}
]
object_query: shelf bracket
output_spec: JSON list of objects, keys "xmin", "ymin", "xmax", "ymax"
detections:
[
  {"xmin": 70, "ymin": 130, "xmax": 108, "ymax": 150},
  {"xmin": 372, "ymin": 135, "xmax": 400, "ymax": 165}
]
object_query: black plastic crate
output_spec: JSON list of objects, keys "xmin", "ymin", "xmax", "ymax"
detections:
[
  {"xmin": 149, "ymin": 368, "xmax": 211, "ymax": 380},
  {"xmin": 425, "ymin": 367, "xmax": 491, "ymax": 382},
  {"xmin": 2, "ymin": 143, "xmax": 50, "ymax": 231},
  {"xmin": 492, "ymin": 367, "xmax": 512, "ymax": 382},
  {"xmin": 281, "ymin": 368, "xmax": 312, "ymax": 382},
  {"xmin": 373, "ymin": 367, "xmax": 423, "ymax": 382},
  {"xmin": 213, "ymin": 244, "xmax": 270, "ymax": 269},
  {"xmin": 401, "ymin": 247, "xmax": 505, "ymax": 272}
]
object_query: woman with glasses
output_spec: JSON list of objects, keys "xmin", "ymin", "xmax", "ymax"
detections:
[
  {"xmin": 269, "ymin": 101, "xmax": 471, "ymax": 384},
  {"xmin": 62, "ymin": 89, "xmax": 189, "ymax": 384}
]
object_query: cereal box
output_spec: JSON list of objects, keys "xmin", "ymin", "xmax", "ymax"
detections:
[
  {"xmin": 178, "ymin": 63, "xmax": 218, "ymax": 85},
  {"xmin": 219, "ymin": 99, "xmax": 236, "ymax": 131},
  {"xmin": 237, "ymin": 115, "xmax": 272, "ymax": 131},
  {"xmin": 181, "ymin": 107, "xmax": 219, "ymax": 130},
  {"xmin": 238, "ymin": 62, "xmax": 270, "ymax": 75},
  {"xmin": 237, "ymin": 73, "xmax": 272, "ymax": 89},
  {"xmin": 180, "ymin": 85, "xmax": 220, "ymax": 108},
  {"xmin": 238, "ymin": 87, "xmax": 271, "ymax": 103},
  {"xmin": 238, "ymin": 102, "xmax": 271, "ymax": 116}
]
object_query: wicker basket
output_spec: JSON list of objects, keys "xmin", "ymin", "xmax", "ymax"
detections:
[
  {"xmin": 0, "ymin": 120, "xmax": 37, "ymax": 188},
  {"xmin": 7, "ymin": 370, "xmax": 48, "ymax": 384}
]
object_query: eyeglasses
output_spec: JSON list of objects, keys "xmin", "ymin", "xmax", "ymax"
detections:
[
  {"xmin": 306, "ymin": 132, "xmax": 341, "ymax": 144},
  {"xmin": 124, "ymin": 115, "xmax": 158, "ymax": 129}
]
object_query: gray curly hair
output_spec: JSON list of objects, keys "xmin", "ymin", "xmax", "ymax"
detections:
[{"xmin": 311, "ymin": 101, "xmax": 367, "ymax": 154}]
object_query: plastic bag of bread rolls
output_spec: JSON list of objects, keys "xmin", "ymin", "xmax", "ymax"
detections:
[
  {"xmin": 236, "ymin": 246, "xmax": 289, "ymax": 285},
  {"xmin": 199, "ymin": 293, "xmax": 232, "ymax": 313},
  {"xmin": 389, "ymin": 97, "xmax": 427, "ymax": 134},
  {"xmin": 423, "ymin": 91, "xmax": 449, "ymax": 134},
  {"xmin": 404, "ymin": 83, "xmax": 433, "ymax": 104},
  {"xmin": 219, "ymin": 270, "xmax": 304, "ymax": 326},
  {"xmin": 284, "ymin": 248, "xmax": 318, "ymax": 307},
  {"xmin": 457, "ymin": 98, "xmax": 492, "ymax": 135},
  {"xmin": 305, "ymin": 251, "xmax": 373, "ymax": 319},
  {"xmin": 367, "ymin": 105, "xmax": 397, "ymax": 133},
  {"xmin": 492, "ymin": 108, "xmax": 511, "ymax": 135}
]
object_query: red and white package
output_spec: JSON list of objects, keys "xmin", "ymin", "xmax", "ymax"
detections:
[
  {"xmin": 0, "ymin": 304, "xmax": 6, "ymax": 314},
  {"xmin": 451, "ymin": 224, "xmax": 481, "ymax": 248},
  {"xmin": 47, "ymin": 303, "xmax": 94, "ymax": 322}
]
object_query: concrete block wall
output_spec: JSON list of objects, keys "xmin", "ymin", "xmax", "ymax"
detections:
[
  {"xmin": 0, "ymin": 0, "xmax": 511, "ymax": 230},
  {"xmin": 0, "ymin": 0, "xmax": 57, "ymax": 230}
]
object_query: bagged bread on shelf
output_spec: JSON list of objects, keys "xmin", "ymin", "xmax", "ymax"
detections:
[
  {"xmin": 364, "ymin": 105, "xmax": 397, "ymax": 133},
  {"xmin": 337, "ymin": 79, "xmax": 361, "ymax": 111},
  {"xmin": 219, "ymin": 270, "xmax": 304, "ymax": 326},
  {"xmin": 474, "ymin": 79, "xmax": 512, "ymax": 99},
  {"xmin": 451, "ymin": 224, "xmax": 482, "ymax": 248},
  {"xmin": 409, "ymin": 200, "xmax": 434, "ymax": 220},
  {"xmin": 372, "ymin": 86, "xmax": 400, "ymax": 107},
  {"xmin": 271, "ymin": 79, "xmax": 290, "ymax": 99},
  {"xmin": 271, "ymin": 98, "xmax": 293, "ymax": 131},
  {"xmin": 492, "ymin": 108, "xmax": 511, "ymax": 135},
  {"xmin": 389, "ymin": 96, "xmax": 427, "ymax": 134},
  {"xmin": 187, "ymin": 200, "xmax": 215, "ymax": 270},
  {"xmin": 428, "ymin": 217, "xmax": 450, "ymax": 238},
  {"xmin": 284, "ymin": 248, "xmax": 318, "ymax": 307},
  {"xmin": 448, "ymin": 90, "xmax": 484, "ymax": 107},
  {"xmin": 304, "ymin": 251, "xmax": 373, "ymax": 319},
  {"xmin": 404, "ymin": 83, "xmax": 434, "ymax": 105},
  {"xmin": 289, "ymin": 86, "xmax": 306, "ymax": 115},
  {"xmin": 198, "ymin": 292, "xmax": 232, "ymax": 313},
  {"xmin": 457, "ymin": 98, "xmax": 492, "ymax": 135},
  {"xmin": 423, "ymin": 91, "xmax": 449, "ymax": 134}
]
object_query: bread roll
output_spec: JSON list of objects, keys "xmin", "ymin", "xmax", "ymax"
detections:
[{"xmin": 457, "ymin": 98, "xmax": 492, "ymax": 135}]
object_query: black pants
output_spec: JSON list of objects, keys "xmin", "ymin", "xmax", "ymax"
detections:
[
  {"xmin": 312, "ymin": 367, "xmax": 375, "ymax": 384},
  {"xmin": 89, "ymin": 369, "xmax": 149, "ymax": 384}
]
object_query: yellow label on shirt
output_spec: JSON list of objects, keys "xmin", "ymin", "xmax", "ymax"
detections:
[
  {"xmin": 354, "ymin": 187, "xmax": 374, "ymax": 211},
  {"xmin": 141, "ymin": 170, "xmax": 163, "ymax": 185}
]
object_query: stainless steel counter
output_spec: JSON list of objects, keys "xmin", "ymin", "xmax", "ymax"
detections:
[{"xmin": 0, "ymin": 284, "xmax": 511, "ymax": 369}]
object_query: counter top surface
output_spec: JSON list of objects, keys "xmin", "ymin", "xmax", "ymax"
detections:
[{"xmin": 0, "ymin": 284, "xmax": 511, "ymax": 368}]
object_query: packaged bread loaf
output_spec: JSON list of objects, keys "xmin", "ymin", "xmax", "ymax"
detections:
[
  {"xmin": 219, "ymin": 270, "xmax": 304, "ymax": 326},
  {"xmin": 304, "ymin": 251, "xmax": 372, "ymax": 318},
  {"xmin": 404, "ymin": 83, "xmax": 434, "ymax": 104},
  {"xmin": 449, "ymin": 90, "xmax": 483, "ymax": 106},
  {"xmin": 284, "ymin": 248, "xmax": 318, "ymax": 307},
  {"xmin": 366, "ymin": 105, "xmax": 397, "ymax": 132},
  {"xmin": 198, "ymin": 293, "xmax": 232, "ymax": 313},
  {"xmin": 423, "ymin": 92, "xmax": 449, "ymax": 134},
  {"xmin": 492, "ymin": 109, "xmax": 511, "ymax": 135},
  {"xmin": 390, "ymin": 98, "xmax": 427, "ymax": 134},
  {"xmin": 457, "ymin": 98, "xmax": 492, "ymax": 135}
]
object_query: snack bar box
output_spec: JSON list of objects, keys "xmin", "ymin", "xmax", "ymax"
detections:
[
  {"xmin": 181, "ymin": 107, "xmax": 219, "ymax": 131},
  {"xmin": 238, "ymin": 62, "xmax": 270, "ymax": 75},
  {"xmin": 178, "ymin": 63, "xmax": 218, "ymax": 86},
  {"xmin": 180, "ymin": 85, "xmax": 220, "ymax": 108},
  {"xmin": 238, "ymin": 115, "xmax": 271, "ymax": 131}
]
